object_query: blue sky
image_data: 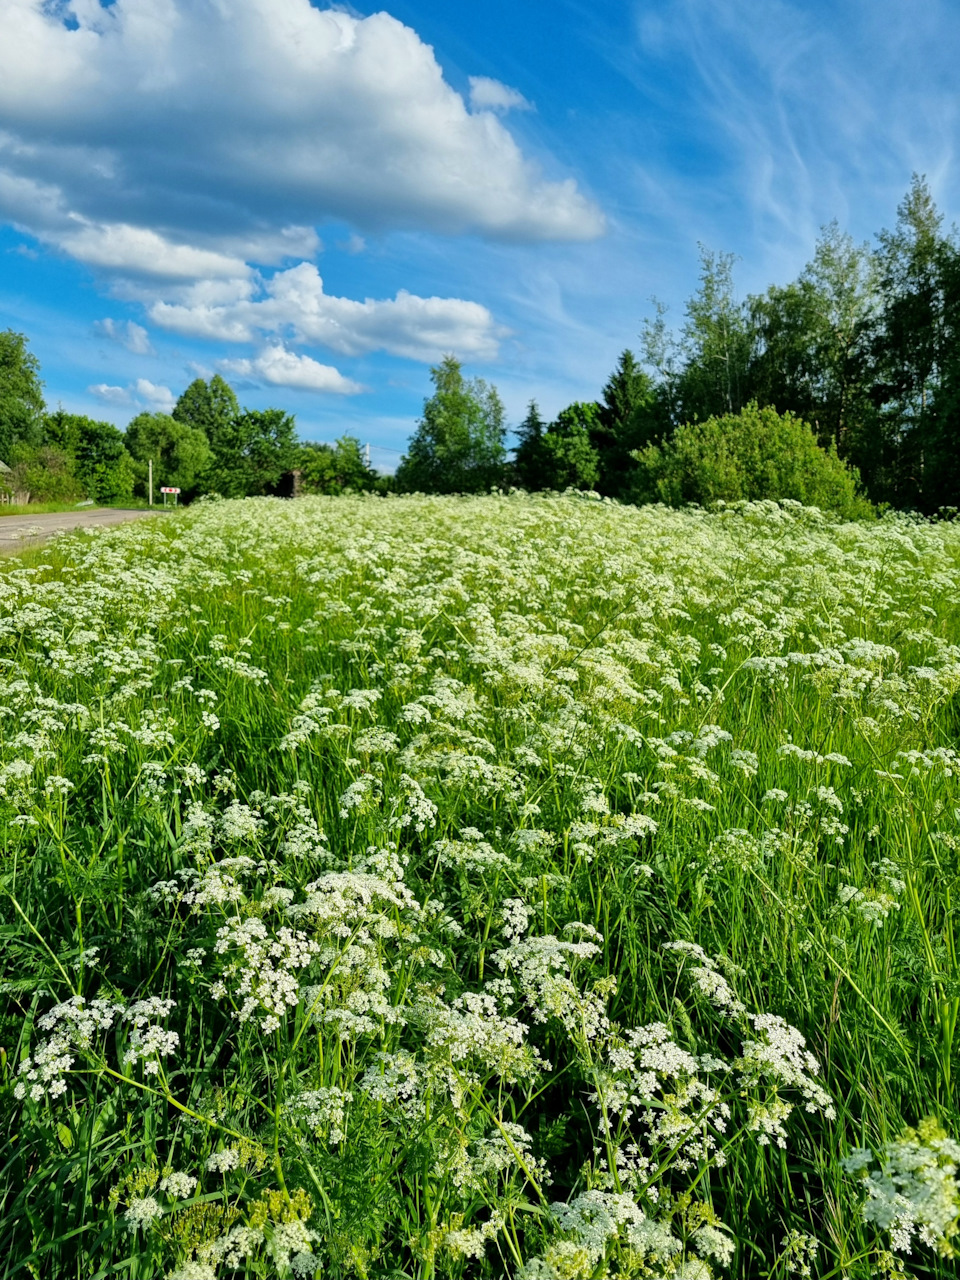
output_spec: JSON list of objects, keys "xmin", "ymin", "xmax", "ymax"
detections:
[{"xmin": 1, "ymin": 0, "xmax": 958, "ymax": 468}]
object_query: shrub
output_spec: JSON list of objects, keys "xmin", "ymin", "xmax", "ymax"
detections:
[
  {"xmin": 297, "ymin": 436, "xmax": 379, "ymax": 495},
  {"xmin": 630, "ymin": 401, "xmax": 872, "ymax": 518},
  {"xmin": 6, "ymin": 444, "xmax": 85, "ymax": 502}
]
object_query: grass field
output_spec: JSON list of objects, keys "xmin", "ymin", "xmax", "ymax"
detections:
[{"xmin": 2, "ymin": 493, "xmax": 960, "ymax": 1280}]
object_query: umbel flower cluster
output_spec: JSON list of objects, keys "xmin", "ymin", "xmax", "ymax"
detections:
[{"xmin": 2, "ymin": 492, "xmax": 960, "ymax": 1279}]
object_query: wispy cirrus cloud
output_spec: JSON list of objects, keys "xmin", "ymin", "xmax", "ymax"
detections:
[{"xmin": 596, "ymin": 0, "xmax": 960, "ymax": 292}]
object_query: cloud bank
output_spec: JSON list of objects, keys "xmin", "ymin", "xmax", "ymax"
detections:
[
  {"xmin": 148, "ymin": 263, "xmax": 504, "ymax": 363},
  {"xmin": 0, "ymin": 0, "xmax": 588, "ymax": 393},
  {"xmin": 0, "ymin": 0, "xmax": 603, "ymax": 255}
]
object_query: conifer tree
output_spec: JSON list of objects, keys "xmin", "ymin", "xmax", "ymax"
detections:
[{"xmin": 513, "ymin": 400, "xmax": 548, "ymax": 490}]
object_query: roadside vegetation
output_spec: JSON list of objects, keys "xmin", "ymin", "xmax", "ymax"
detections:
[
  {"xmin": 2, "ymin": 493, "xmax": 960, "ymax": 1278},
  {"xmin": 0, "ymin": 337, "xmax": 383, "ymax": 508}
]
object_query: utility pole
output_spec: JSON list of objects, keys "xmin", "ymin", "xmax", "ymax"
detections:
[
  {"xmin": 148, "ymin": 459, "xmax": 153, "ymax": 506},
  {"xmin": 364, "ymin": 442, "xmax": 371, "ymax": 468}
]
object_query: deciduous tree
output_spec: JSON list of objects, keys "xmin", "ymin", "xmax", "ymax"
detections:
[
  {"xmin": 125, "ymin": 412, "xmax": 213, "ymax": 499},
  {"xmin": 0, "ymin": 330, "xmax": 45, "ymax": 462},
  {"xmin": 396, "ymin": 356, "xmax": 506, "ymax": 494},
  {"xmin": 298, "ymin": 436, "xmax": 378, "ymax": 495}
]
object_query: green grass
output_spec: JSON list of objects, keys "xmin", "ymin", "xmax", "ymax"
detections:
[
  {"xmin": 0, "ymin": 498, "xmax": 159, "ymax": 516},
  {"xmin": 1, "ymin": 493, "xmax": 959, "ymax": 1279},
  {"xmin": 0, "ymin": 500, "xmax": 92, "ymax": 515}
]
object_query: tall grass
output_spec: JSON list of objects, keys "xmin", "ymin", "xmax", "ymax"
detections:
[{"xmin": 1, "ymin": 493, "xmax": 959, "ymax": 1279}]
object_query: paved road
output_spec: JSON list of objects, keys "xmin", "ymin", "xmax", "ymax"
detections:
[{"xmin": 0, "ymin": 507, "xmax": 168, "ymax": 553}]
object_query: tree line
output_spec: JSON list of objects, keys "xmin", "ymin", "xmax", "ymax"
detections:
[
  {"xmin": 1, "ymin": 176, "xmax": 956, "ymax": 515},
  {"xmin": 0, "ymin": 353, "xmax": 381, "ymax": 505},
  {"xmin": 397, "ymin": 175, "xmax": 960, "ymax": 516}
]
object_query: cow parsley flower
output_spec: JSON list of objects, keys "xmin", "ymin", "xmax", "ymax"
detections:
[
  {"xmin": 124, "ymin": 1195, "xmax": 162, "ymax": 1231},
  {"xmin": 843, "ymin": 1118, "xmax": 960, "ymax": 1255}
]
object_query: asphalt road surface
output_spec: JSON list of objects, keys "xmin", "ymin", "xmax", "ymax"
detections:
[{"xmin": 0, "ymin": 507, "xmax": 168, "ymax": 553}]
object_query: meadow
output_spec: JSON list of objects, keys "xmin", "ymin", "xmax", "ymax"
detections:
[{"xmin": 1, "ymin": 492, "xmax": 960, "ymax": 1280}]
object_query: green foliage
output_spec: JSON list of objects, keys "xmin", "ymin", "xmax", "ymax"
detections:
[
  {"xmin": 297, "ymin": 436, "xmax": 378, "ymax": 495},
  {"xmin": 677, "ymin": 246, "xmax": 754, "ymax": 422},
  {"xmin": 749, "ymin": 223, "xmax": 879, "ymax": 459},
  {"xmin": 172, "ymin": 378, "xmax": 298, "ymax": 498},
  {"xmin": 41, "ymin": 412, "xmax": 135, "ymax": 503},
  {"xmin": 42, "ymin": 408, "xmax": 84, "ymax": 455},
  {"xmin": 396, "ymin": 356, "xmax": 506, "ymax": 493},
  {"xmin": 596, "ymin": 350, "xmax": 658, "ymax": 495},
  {"xmin": 231, "ymin": 408, "xmax": 299, "ymax": 497},
  {"xmin": 124, "ymin": 412, "xmax": 213, "ymax": 499},
  {"xmin": 76, "ymin": 418, "xmax": 135, "ymax": 503},
  {"xmin": 512, "ymin": 399, "xmax": 548, "ymax": 490},
  {"xmin": 512, "ymin": 401, "xmax": 601, "ymax": 491},
  {"xmin": 540, "ymin": 401, "xmax": 601, "ymax": 490},
  {"xmin": 5, "ymin": 443, "xmax": 84, "ymax": 502},
  {"xmin": 2, "ymin": 496, "xmax": 960, "ymax": 1277},
  {"xmin": 0, "ymin": 330, "xmax": 45, "ymax": 462},
  {"xmin": 172, "ymin": 374, "xmax": 240, "ymax": 441},
  {"xmin": 871, "ymin": 175, "xmax": 960, "ymax": 511},
  {"xmin": 631, "ymin": 401, "xmax": 872, "ymax": 517},
  {"xmin": 636, "ymin": 179, "xmax": 960, "ymax": 512}
]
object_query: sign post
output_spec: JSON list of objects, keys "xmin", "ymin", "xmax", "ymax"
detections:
[{"xmin": 160, "ymin": 486, "xmax": 181, "ymax": 507}]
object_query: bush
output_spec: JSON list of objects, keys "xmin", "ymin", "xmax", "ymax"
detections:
[
  {"xmin": 297, "ymin": 436, "xmax": 379, "ymax": 495},
  {"xmin": 630, "ymin": 401, "xmax": 872, "ymax": 518},
  {"xmin": 6, "ymin": 444, "xmax": 85, "ymax": 502}
]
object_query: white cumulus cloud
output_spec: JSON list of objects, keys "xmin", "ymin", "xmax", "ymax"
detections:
[
  {"xmin": 88, "ymin": 383, "xmax": 132, "ymax": 407},
  {"xmin": 468, "ymin": 76, "xmax": 534, "ymax": 114},
  {"xmin": 89, "ymin": 378, "xmax": 175, "ymax": 410},
  {"xmin": 133, "ymin": 378, "xmax": 176, "ymax": 411},
  {"xmin": 217, "ymin": 346, "xmax": 362, "ymax": 395},
  {"xmin": 0, "ymin": 0, "xmax": 603, "ymax": 251},
  {"xmin": 148, "ymin": 262, "xmax": 505, "ymax": 362},
  {"xmin": 59, "ymin": 221, "xmax": 251, "ymax": 280}
]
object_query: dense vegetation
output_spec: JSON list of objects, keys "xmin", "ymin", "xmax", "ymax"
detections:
[
  {"xmin": 2, "ymin": 494, "xmax": 960, "ymax": 1278},
  {"xmin": 0, "ymin": 363, "xmax": 382, "ymax": 506},
  {"xmin": 396, "ymin": 176, "xmax": 958, "ymax": 513},
  {"xmin": 630, "ymin": 403, "xmax": 873, "ymax": 518}
]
